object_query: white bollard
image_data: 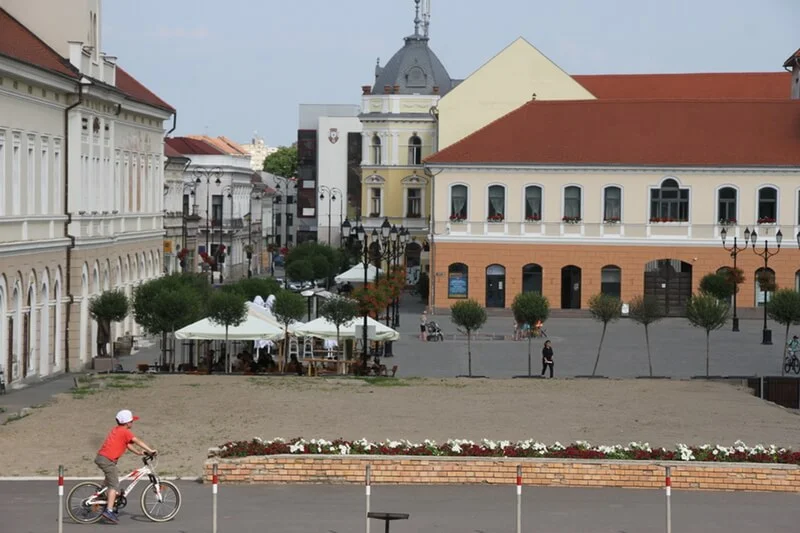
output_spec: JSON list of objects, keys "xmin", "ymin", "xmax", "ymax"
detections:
[
  {"xmin": 58, "ymin": 465, "xmax": 64, "ymax": 533},
  {"xmin": 665, "ymin": 466, "xmax": 672, "ymax": 533},
  {"xmin": 212, "ymin": 463, "xmax": 219, "ymax": 533},
  {"xmin": 365, "ymin": 464, "xmax": 371, "ymax": 533},
  {"xmin": 516, "ymin": 465, "xmax": 522, "ymax": 533}
]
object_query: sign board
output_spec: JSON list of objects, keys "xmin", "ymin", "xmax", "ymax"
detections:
[
  {"xmin": 163, "ymin": 240, "xmax": 173, "ymax": 254},
  {"xmin": 354, "ymin": 324, "xmax": 377, "ymax": 341}
]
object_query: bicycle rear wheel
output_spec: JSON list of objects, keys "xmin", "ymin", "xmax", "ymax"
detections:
[
  {"xmin": 792, "ymin": 357, "xmax": 800, "ymax": 375},
  {"xmin": 66, "ymin": 481, "xmax": 105, "ymax": 524},
  {"xmin": 140, "ymin": 480, "xmax": 181, "ymax": 522}
]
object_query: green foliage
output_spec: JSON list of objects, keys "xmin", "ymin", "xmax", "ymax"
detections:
[
  {"xmin": 767, "ymin": 289, "xmax": 800, "ymax": 327},
  {"xmin": 285, "ymin": 242, "xmax": 342, "ymax": 283},
  {"xmin": 206, "ymin": 291, "xmax": 247, "ymax": 329},
  {"xmin": 263, "ymin": 145, "xmax": 298, "ymax": 179},
  {"xmin": 89, "ymin": 290, "xmax": 129, "ymax": 323},
  {"xmin": 286, "ymin": 260, "xmax": 315, "ymax": 282},
  {"xmin": 685, "ymin": 293, "xmax": 730, "ymax": 377},
  {"xmin": 417, "ymin": 272, "xmax": 430, "ymax": 303},
  {"xmin": 757, "ymin": 270, "xmax": 777, "ymax": 292},
  {"xmin": 272, "ymin": 290, "xmax": 306, "ymax": 326},
  {"xmin": 511, "ymin": 292, "xmax": 550, "ymax": 326},
  {"xmin": 699, "ymin": 272, "xmax": 735, "ymax": 300},
  {"xmin": 319, "ymin": 296, "xmax": 359, "ymax": 330},
  {"xmin": 223, "ymin": 277, "xmax": 281, "ymax": 301},
  {"xmin": 450, "ymin": 299, "xmax": 488, "ymax": 334},
  {"xmin": 628, "ymin": 294, "xmax": 664, "ymax": 376},
  {"xmin": 587, "ymin": 293, "xmax": 622, "ymax": 376},
  {"xmin": 132, "ymin": 274, "xmax": 209, "ymax": 336}
]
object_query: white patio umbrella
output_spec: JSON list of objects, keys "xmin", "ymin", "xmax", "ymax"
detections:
[
  {"xmin": 292, "ymin": 316, "xmax": 400, "ymax": 342},
  {"xmin": 334, "ymin": 264, "xmax": 382, "ymax": 284},
  {"xmin": 174, "ymin": 314, "xmax": 284, "ymax": 341}
]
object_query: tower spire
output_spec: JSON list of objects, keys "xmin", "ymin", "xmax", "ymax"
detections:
[
  {"xmin": 422, "ymin": 0, "xmax": 431, "ymax": 38},
  {"xmin": 413, "ymin": 0, "xmax": 421, "ymax": 36}
]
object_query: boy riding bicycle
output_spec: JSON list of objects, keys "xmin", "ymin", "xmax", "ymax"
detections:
[
  {"xmin": 789, "ymin": 335, "xmax": 800, "ymax": 355},
  {"xmin": 95, "ymin": 410, "xmax": 157, "ymax": 524}
]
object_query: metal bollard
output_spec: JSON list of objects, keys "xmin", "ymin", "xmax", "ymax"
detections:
[
  {"xmin": 665, "ymin": 466, "xmax": 672, "ymax": 533},
  {"xmin": 58, "ymin": 465, "xmax": 64, "ymax": 533},
  {"xmin": 516, "ymin": 465, "xmax": 522, "ymax": 533},
  {"xmin": 365, "ymin": 464, "xmax": 371, "ymax": 533},
  {"xmin": 212, "ymin": 463, "xmax": 219, "ymax": 533}
]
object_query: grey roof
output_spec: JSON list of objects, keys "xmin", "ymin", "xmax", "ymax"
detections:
[{"xmin": 372, "ymin": 33, "xmax": 453, "ymax": 96}]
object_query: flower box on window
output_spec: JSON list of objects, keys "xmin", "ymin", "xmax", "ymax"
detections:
[
  {"xmin": 718, "ymin": 218, "xmax": 737, "ymax": 226},
  {"xmin": 649, "ymin": 217, "xmax": 687, "ymax": 223},
  {"xmin": 449, "ymin": 214, "xmax": 466, "ymax": 223},
  {"xmin": 603, "ymin": 217, "xmax": 620, "ymax": 224},
  {"xmin": 369, "ymin": 212, "xmax": 381, "ymax": 218},
  {"xmin": 525, "ymin": 214, "xmax": 541, "ymax": 222},
  {"xmin": 757, "ymin": 217, "xmax": 776, "ymax": 224},
  {"xmin": 561, "ymin": 216, "xmax": 582, "ymax": 224},
  {"xmin": 487, "ymin": 214, "xmax": 505, "ymax": 223}
]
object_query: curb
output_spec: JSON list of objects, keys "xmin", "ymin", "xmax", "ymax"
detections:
[{"xmin": 0, "ymin": 476, "xmax": 202, "ymax": 482}]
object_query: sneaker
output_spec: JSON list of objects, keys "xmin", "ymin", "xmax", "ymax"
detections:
[{"xmin": 101, "ymin": 509, "xmax": 119, "ymax": 524}]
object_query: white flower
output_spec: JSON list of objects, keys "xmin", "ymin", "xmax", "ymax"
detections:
[{"xmin": 289, "ymin": 442, "xmax": 305, "ymax": 453}]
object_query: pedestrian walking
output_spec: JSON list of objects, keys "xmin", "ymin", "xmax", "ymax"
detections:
[
  {"xmin": 420, "ymin": 311, "xmax": 428, "ymax": 341},
  {"xmin": 541, "ymin": 340, "xmax": 554, "ymax": 378}
]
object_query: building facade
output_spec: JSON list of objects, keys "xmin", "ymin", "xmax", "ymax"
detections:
[
  {"xmin": 163, "ymin": 144, "xmax": 199, "ymax": 274},
  {"xmin": 0, "ymin": 1, "xmax": 174, "ymax": 383},
  {"xmin": 241, "ymin": 133, "xmax": 278, "ymax": 172}
]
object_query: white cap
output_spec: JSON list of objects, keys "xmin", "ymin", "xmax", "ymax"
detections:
[{"xmin": 115, "ymin": 409, "xmax": 139, "ymax": 424}]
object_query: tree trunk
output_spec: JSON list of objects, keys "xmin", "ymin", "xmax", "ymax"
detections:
[
  {"xmin": 283, "ymin": 325, "xmax": 289, "ymax": 372},
  {"xmin": 467, "ymin": 332, "xmax": 472, "ymax": 377},
  {"xmin": 782, "ymin": 323, "xmax": 790, "ymax": 376},
  {"xmin": 705, "ymin": 331, "xmax": 710, "ymax": 377},
  {"xmin": 644, "ymin": 325, "xmax": 653, "ymax": 377},
  {"xmin": 171, "ymin": 328, "xmax": 175, "ymax": 372},
  {"xmin": 225, "ymin": 326, "xmax": 230, "ymax": 374},
  {"xmin": 527, "ymin": 333, "xmax": 532, "ymax": 377},
  {"xmin": 592, "ymin": 323, "xmax": 607, "ymax": 376}
]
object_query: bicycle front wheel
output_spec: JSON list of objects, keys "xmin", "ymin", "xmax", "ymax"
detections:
[
  {"xmin": 66, "ymin": 481, "xmax": 105, "ymax": 524},
  {"xmin": 140, "ymin": 480, "xmax": 181, "ymax": 522},
  {"xmin": 792, "ymin": 357, "xmax": 800, "ymax": 375}
]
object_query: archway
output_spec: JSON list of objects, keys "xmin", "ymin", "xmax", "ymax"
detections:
[
  {"xmin": 485, "ymin": 264, "xmax": 506, "ymax": 308},
  {"xmin": 54, "ymin": 272, "xmax": 62, "ymax": 371},
  {"xmin": 10, "ymin": 283, "xmax": 20, "ymax": 381},
  {"xmin": 24, "ymin": 284, "xmax": 35, "ymax": 377},
  {"xmin": 560, "ymin": 266, "xmax": 582, "ymax": 309},
  {"xmin": 39, "ymin": 273, "xmax": 50, "ymax": 376},
  {"xmin": 644, "ymin": 259, "xmax": 692, "ymax": 316},
  {"xmin": 405, "ymin": 242, "xmax": 422, "ymax": 286},
  {"xmin": 601, "ymin": 265, "xmax": 622, "ymax": 299},
  {"xmin": 522, "ymin": 264, "xmax": 542, "ymax": 294}
]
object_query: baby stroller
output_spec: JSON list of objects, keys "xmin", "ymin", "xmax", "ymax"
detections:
[{"xmin": 426, "ymin": 321, "xmax": 444, "ymax": 342}]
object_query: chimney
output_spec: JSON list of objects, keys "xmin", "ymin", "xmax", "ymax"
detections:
[
  {"xmin": 384, "ymin": 85, "xmax": 392, "ymax": 94},
  {"xmin": 67, "ymin": 41, "xmax": 83, "ymax": 70},
  {"xmin": 393, "ymin": 84, "xmax": 401, "ymax": 94},
  {"xmin": 362, "ymin": 85, "xmax": 372, "ymax": 95},
  {"xmin": 432, "ymin": 86, "xmax": 439, "ymax": 94}
]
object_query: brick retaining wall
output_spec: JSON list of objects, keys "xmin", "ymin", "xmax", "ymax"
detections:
[{"xmin": 203, "ymin": 455, "xmax": 800, "ymax": 492}]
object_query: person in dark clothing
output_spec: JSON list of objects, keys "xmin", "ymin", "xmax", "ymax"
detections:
[{"xmin": 541, "ymin": 340, "xmax": 554, "ymax": 378}]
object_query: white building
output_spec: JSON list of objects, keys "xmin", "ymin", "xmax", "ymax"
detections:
[
  {"xmin": 241, "ymin": 133, "xmax": 278, "ymax": 172},
  {"xmin": 0, "ymin": 0, "xmax": 174, "ymax": 382}
]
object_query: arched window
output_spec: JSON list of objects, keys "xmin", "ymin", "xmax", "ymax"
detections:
[
  {"xmin": 371, "ymin": 135, "xmax": 382, "ymax": 165},
  {"xmin": 487, "ymin": 185, "xmax": 505, "ymax": 221},
  {"xmin": 522, "ymin": 264, "xmax": 542, "ymax": 294},
  {"xmin": 563, "ymin": 186, "xmax": 581, "ymax": 221},
  {"xmin": 757, "ymin": 187, "xmax": 777, "ymax": 223},
  {"xmin": 450, "ymin": 185, "xmax": 468, "ymax": 221},
  {"xmin": 601, "ymin": 265, "xmax": 621, "ymax": 299},
  {"xmin": 448, "ymin": 263, "xmax": 468, "ymax": 299},
  {"xmin": 755, "ymin": 267, "xmax": 775, "ymax": 307},
  {"xmin": 796, "ymin": 269, "xmax": 800, "ymax": 292},
  {"xmin": 650, "ymin": 178, "xmax": 689, "ymax": 222},
  {"xmin": 524, "ymin": 186, "xmax": 542, "ymax": 221},
  {"xmin": 717, "ymin": 187, "xmax": 737, "ymax": 224},
  {"xmin": 408, "ymin": 136, "xmax": 422, "ymax": 165},
  {"xmin": 603, "ymin": 186, "xmax": 621, "ymax": 222}
]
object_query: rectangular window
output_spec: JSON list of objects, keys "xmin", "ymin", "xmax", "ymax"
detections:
[
  {"xmin": 53, "ymin": 142, "xmax": 61, "ymax": 215},
  {"xmin": 758, "ymin": 188, "xmax": 777, "ymax": 222},
  {"xmin": 27, "ymin": 137, "xmax": 34, "ymax": 215},
  {"xmin": 286, "ymin": 213, "xmax": 294, "ymax": 227},
  {"xmin": 603, "ymin": 187, "xmax": 621, "ymax": 221},
  {"xmin": 407, "ymin": 188, "xmax": 421, "ymax": 218},
  {"xmin": 450, "ymin": 185, "xmax": 467, "ymax": 220},
  {"xmin": 40, "ymin": 145, "xmax": 48, "ymax": 214},
  {"xmin": 12, "ymin": 136, "xmax": 21, "ymax": 215},
  {"xmin": 370, "ymin": 188, "xmax": 381, "ymax": 217},
  {"xmin": 650, "ymin": 182, "xmax": 689, "ymax": 221},
  {"xmin": 718, "ymin": 188, "xmax": 737, "ymax": 223},
  {"xmin": 183, "ymin": 193, "xmax": 190, "ymax": 216},
  {"xmin": 601, "ymin": 267, "xmax": 622, "ymax": 299},
  {"xmin": 525, "ymin": 186, "xmax": 542, "ymax": 221},
  {"xmin": 564, "ymin": 186, "xmax": 581, "ymax": 219},
  {"xmin": 211, "ymin": 194, "xmax": 223, "ymax": 225}
]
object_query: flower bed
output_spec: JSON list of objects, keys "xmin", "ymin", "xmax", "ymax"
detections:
[{"xmin": 209, "ymin": 438, "xmax": 800, "ymax": 465}]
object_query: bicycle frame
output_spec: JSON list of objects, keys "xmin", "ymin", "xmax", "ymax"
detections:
[{"xmin": 85, "ymin": 460, "xmax": 163, "ymax": 506}]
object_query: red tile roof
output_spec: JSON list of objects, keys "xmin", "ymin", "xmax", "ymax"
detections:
[
  {"xmin": 426, "ymin": 99, "xmax": 800, "ymax": 167},
  {"xmin": 164, "ymin": 143, "xmax": 184, "ymax": 158},
  {"xmin": 166, "ymin": 137, "xmax": 227, "ymax": 156},
  {"xmin": 574, "ymin": 72, "xmax": 791, "ymax": 100},
  {"xmin": 0, "ymin": 8, "xmax": 78, "ymax": 78},
  {"xmin": 783, "ymin": 49, "xmax": 800, "ymax": 68},
  {"xmin": 115, "ymin": 66, "xmax": 175, "ymax": 113}
]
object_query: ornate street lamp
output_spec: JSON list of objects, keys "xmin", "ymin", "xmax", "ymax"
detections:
[
  {"xmin": 720, "ymin": 226, "xmax": 751, "ymax": 332},
  {"xmin": 749, "ymin": 228, "xmax": 782, "ymax": 345},
  {"xmin": 193, "ymin": 167, "xmax": 222, "ymax": 284}
]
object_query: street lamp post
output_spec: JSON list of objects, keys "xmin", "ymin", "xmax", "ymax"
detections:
[
  {"xmin": 749, "ymin": 228, "xmax": 783, "ymax": 345},
  {"xmin": 392, "ymin": 227, "xmax": 410, "ymax": 328},
  {"xmin": 342, "ymin": 217, "xmax": 393, "ymax": 373},
  {"xmin": 273, "ymin": 176, "xmax": 297, "ymax": 287},
  {"xmin": 247, "ymin": 186, "xmax": 262, "ymax": 278},
  {"xmin": 319, "ymin": 186, "xmax": 343, "ymax": 245},
  {"xmin": 720, "ymin": 226, "xmax": 751, "ymax": 332},
  {"xmin": 194, "ymin": 167, "xmax": 223, "ymax": 284}
]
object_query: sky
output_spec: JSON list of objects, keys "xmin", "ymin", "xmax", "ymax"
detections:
[{"xmin": 104, "ymin": 0, "xmax": 800, "ymax": 147}]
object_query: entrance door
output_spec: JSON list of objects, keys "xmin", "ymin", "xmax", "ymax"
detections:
[
  {"xmin": 561, "ymin": 266, "xmax": 582, "ymax": 309},
  {"xmin": 22, "ymin": 311, "xmax": 29, "ymax": 378},
  {"xmin": 644, "ymin": 259, "xmax": 693, "ymax": 316},
  {"xmin": 6, "ymin": 317, "xmax": 13, "ymax": 380},
  {"xmin": 485, "ymin": 264, "xmax": 506, "ymax": 308}
]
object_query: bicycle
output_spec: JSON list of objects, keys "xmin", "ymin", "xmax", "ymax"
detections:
[
  {"xmin": 66, "ymin": 453, "xmax": 181, "ymax": 524},
  {"xmin": 784, "ymin": 349, "xmax": 800, "ymax": 375}
]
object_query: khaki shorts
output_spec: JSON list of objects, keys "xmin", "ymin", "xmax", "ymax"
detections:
[{"xmin": 95, "ymin": 455, "xmax": 120, "ymax": 491}]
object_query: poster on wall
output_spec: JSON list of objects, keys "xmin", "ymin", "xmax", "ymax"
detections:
[{"xmin": 448, "ymin": 271, "xmax": 468, "ymax": 299}]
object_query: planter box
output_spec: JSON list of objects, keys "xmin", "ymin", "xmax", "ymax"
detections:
[{"xmin": 203, "ymin": 455, "xmax": 800, "ymax": 492}]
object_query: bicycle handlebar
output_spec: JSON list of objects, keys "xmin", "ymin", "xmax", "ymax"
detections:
[{"xmin": 142, "ymin": 451, "xmax": 158, "ymax": 464}]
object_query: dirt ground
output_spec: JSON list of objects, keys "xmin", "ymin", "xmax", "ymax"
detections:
[{"xmin": 2, "ymin": 374, "xmax": 799, "ymax": 477}]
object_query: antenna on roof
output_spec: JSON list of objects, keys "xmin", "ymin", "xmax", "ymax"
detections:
[
  {"xmin": 413, "ymin": 0, "xmax": 421, "ymax": 36},
  {"xmin": 421, "ymin": 0, "xmax": 431, "ymax": 38}
]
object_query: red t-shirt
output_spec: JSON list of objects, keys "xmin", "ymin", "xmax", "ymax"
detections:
[{"xmin": 98, "ymin": 426, "xmax": 135, "ymax": 462}]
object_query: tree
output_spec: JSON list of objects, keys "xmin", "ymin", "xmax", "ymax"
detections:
[
  {"xmin": 223, "ymin": 277, "xmax": 282, "ymax": 301},
  {"xmin": 511, "ymin": 292, "xmax": 550, "ymax": 377},
  {"xmin": 272, "ymin": 290, "xmax": 306, "ymax": 368},
  {"xmin": 89, "ymin": 290, "xmax": 129, "ymax": 361},
  {"xmin": 699, "ymin": 272, "xmax": 735, "ymax": 301},
  {"xmin": 588, "ymin": 293, "xmax": 622, "ymax": 376},
  {"xmin": 263, "ymin": 145, "xmax": 298, "ymax": 179},
  {"xmin": 318, "ymin": 296, "xmax": 359, "ymax": 359},
  {"xmin": 206, "ymin": 291, "xmax": 248, "ymax": 373},
  {"xmin": 767, "ymin": 289, "xmax": 800, "ymax": 375},
  {"xmin": 450, "ymin": 299, "xmax": 487, "ymax": 377},
  {"xmin": 285, "ymin": 260, "xmax": 315, "ymax": 284},
  {"xmin": 685, "ymin": 293, "xmax": 729, "ymax": 377},
  {"xmin": 132, "ymin": 274, "xmax": 209, "ymax": 367},
  {"xmin": 628, "ymin": 295, "xmax": 664, "ymax": 377},
  {"xmin": 285, "ymin": 242, "xmax": 343, "ymax": 286}
]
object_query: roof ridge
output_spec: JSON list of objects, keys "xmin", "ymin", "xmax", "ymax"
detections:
[
  {"xmin": 523, "ymin": 98, "xmax": 800, "ymax": 105},
  {"xmin": 0, "ymin": 7, "xmax": 79, "ymax": 79}
]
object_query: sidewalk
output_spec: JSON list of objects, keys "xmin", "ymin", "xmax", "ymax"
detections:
[{"xmin": 0, "ymin": 374, "xmax": 75, "ymax": 425}]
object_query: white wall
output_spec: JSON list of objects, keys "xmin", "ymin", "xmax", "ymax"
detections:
[
  {"xmin": 316, "ymin": 116, "xmax": 361, "ymax": 243},
  {"xmin": 0, "ymin": 0, "xmax": 100, "ymax": 58}
]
